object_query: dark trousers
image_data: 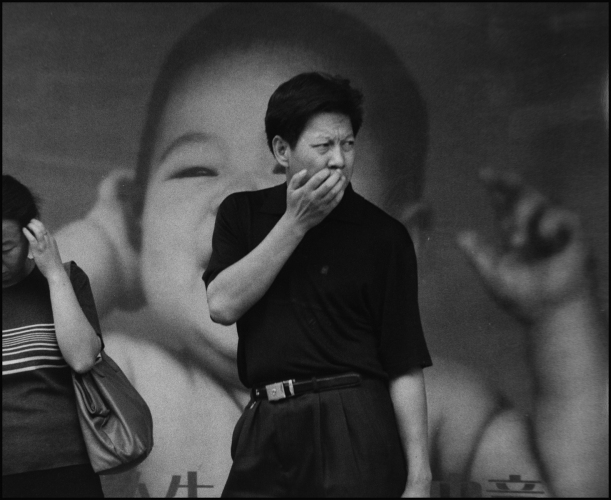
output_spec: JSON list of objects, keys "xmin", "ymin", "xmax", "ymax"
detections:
[
  {"xmin": 2, "ymin": 463, "xmax": 104, "ymax": 498},
  {"xmin": 222, "ymin": 377, "xmax": 407, "ymax": 498}
]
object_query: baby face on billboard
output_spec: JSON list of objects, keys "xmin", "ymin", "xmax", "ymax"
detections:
[{"xmin": 138, "ymin": 48, "xmax": 380, "ymax": 372}]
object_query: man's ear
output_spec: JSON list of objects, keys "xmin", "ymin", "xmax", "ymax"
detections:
[
  {"xmin": 398, "ymin": 201, "xmax": 433, "ymax": 257},
  {"xmin": 272, "ymin": 136, "xmax": 290, "ymax": 168}
]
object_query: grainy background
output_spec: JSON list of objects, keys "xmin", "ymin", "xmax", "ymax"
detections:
[{"xmin": 3, "ymin": 1, "xmax": 608, "ymax": 414}]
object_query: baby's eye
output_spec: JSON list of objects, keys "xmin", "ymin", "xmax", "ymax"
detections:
[{"xmin": 169, "ymin": 166, "xmax": 219, "ymax": 179}]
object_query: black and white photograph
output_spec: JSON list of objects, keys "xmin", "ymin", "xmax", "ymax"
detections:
[{"xmin": 3, "ymin": 3, "xmax": 608, "ymax": 498}]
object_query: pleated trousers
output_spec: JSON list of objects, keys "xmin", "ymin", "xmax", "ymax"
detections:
[{"xmin": 222, "ymin": 377, "xmax": 407, "ymax": 498}]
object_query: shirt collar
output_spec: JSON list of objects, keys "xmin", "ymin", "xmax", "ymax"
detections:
[{"xmin": 259, "ymin": 181, "xmax": 364, "ymax": 225}]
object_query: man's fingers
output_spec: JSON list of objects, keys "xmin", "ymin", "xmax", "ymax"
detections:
[
  {"xmin": 289, "ymin": 169, "xmax": 308, "ymax": 191},
  {"xmin": 321, "ymin": 174, "xmax": 347, "ymax": 204},
  {"xmin": 305, "ymin": 168, "xmax": 332, "ymax": 191},
  {"xmin": 314, "ymin": 169, "xmax": 343, "ymax": 197},
  {"xmin": 330, "ymin": 186, "xmax": 345, "ymax": 207},
  {"xmin": 456, "ymin": 231, "xmax": 500, "ymax": 284}
]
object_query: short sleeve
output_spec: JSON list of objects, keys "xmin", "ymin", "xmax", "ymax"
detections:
[
  {"xmin": 373, "ymin": 227, "xmax": 432, "ymax": 379},
  {"xmin": 203, "ymin": 193, "xmax": 250, "ymax": 287},
  {"xmin": 67, "ymin": 261, "xmax": 104, "ymax": 348}
]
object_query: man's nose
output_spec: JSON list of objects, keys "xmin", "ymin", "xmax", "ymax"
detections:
[{"xmin": 327, "ymin": 145, "xmax": 345, "ymax": 169}]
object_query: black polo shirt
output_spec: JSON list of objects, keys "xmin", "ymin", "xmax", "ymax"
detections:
[{"xmin": 203, "ymin": 182, "xmax": 432, "ymax": 388}]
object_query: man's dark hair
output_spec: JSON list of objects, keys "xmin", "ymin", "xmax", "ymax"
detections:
[
  {"xmin": 2, "ymin": 174, "xmax": 41, "ymax": 228},
  {"xmin": 264, "ymin": 72, "xmax": 364, "ymax": 151}
]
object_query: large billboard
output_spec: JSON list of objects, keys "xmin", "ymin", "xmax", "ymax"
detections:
[{"xmin": 3, "ymin": 3, "xmax": 608, "ymax": 497}]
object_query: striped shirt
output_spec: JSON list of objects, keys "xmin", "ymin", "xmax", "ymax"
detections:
[
  {"xmin": 3, "ymin": 323, "xmax": 67, "ymax": 375},
  {"xmin": 2, "ymin": 262, "xmax": 102, "ymax": 476}
]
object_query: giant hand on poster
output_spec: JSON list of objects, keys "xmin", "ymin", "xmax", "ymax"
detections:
[{"xmin": 3, "ymin": 3, "xmax": 608, "ymax": 498}]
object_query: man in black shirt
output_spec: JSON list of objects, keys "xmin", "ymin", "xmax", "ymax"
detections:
[{"xmin": 204, "ymin": 72, "xmax": 432, "ymax": 497}]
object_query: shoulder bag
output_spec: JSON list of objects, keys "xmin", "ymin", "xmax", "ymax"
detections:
[
  {"xmin": 65, "ymin": 262, "xmax": 154, "ymax": 475},
  {"xmin": 72, "ymin": 350, "xmax": 154, "ymax": 474}
]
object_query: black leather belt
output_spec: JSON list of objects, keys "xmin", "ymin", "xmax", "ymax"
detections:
[{"xmin": 252, "ymin": 373, "xmax": 362, "ymax": 401}]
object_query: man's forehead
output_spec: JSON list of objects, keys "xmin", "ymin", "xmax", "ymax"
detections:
[
  {"xmin": 304, "ymin": 114, "xmax": 354, "ymax": 137},
  {"xmin": 309, "ymin": 130, "xmax": 354, "ymax": 141}
]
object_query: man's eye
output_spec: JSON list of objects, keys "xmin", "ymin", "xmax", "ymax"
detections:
[
  {"xmin": 314, "ymin": 144, "xmax": 330, "ymax": 152},
  {"xmin": 341, "ymin": 141, "xmax": 354, "ymax": 152},
  {"xmin": 169, "ymin": 166, "xmax": 219, "ymax": 179}
]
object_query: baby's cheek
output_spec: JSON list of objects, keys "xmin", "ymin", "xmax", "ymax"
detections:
[
  {"xmin": 140, "ymin": 217, "xmax": 182, "ymax": 283},
  {"xmin": 198, "ymin": 216, "xmax": 218, "ymax": 267},
  {"xmin": 142, "ymin": 184, "xmax": 223, "ymax": 274}
]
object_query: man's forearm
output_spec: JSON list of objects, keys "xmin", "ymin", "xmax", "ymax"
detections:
[
  {"xmin": 207, "ymin": 214, "xmax": 306, "ymax": 325},
  {"xmin": 390, "ymin": 369, "xmax": 432, "ymax": 496},
  {"xmin": 529, "ymin": 295, "xmax": 609, "ymax": 497}
]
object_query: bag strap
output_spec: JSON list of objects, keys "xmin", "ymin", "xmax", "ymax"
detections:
[{"xmin": 63, "ymin": 261, "xmax": 105, "ymax": 359}]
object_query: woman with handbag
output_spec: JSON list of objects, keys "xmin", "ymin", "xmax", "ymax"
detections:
[{"xmin": 2, "ymin": 174, "xmax": 105, "ymax": 498}]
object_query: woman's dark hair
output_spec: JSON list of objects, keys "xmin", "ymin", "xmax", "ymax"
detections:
[
  {"xmin": 265, "ymin": 72, "xmax": 364, "ymax": 151},
  {"xmin": 128, "ymin": 2, "xmax": 428, "ymax": 247},
  {"xmin": 2, "ymin": 174, "xmax": 41, "ymax": 228}
]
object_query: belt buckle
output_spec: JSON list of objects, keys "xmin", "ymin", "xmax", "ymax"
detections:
[{"xmin": 265, "ymin": 382, "xmax": 286, "ymax": 401}]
